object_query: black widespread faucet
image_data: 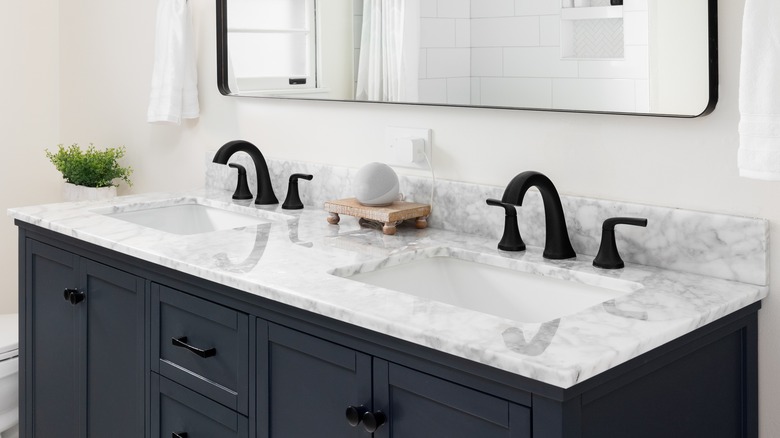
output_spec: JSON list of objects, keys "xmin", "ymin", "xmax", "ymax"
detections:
[
  {"xmin": 498, "ymin": 171, "xmax": 576, "ymax": 260},
  {"xmin": 213, "ymin": 140, "xmax": 279, "ymax": 205}
]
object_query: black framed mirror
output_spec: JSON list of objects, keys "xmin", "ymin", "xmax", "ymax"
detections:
[{"xmin": 217, "ymin": 0, "xmax": 717, "ymax": 117}]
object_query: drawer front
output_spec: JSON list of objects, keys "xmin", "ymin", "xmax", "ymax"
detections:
[
  {"xmin": 152, "ymin": 284, "xmax": 249, "ymax": 414},
  {"xmin": 152, "ymin": 373, "xmax": 248, "ymax": 438}
]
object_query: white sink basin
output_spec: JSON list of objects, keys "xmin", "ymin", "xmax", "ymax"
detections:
[
  {"xmin": 337, "ymin": 254, "xmax": 642, "ymax": 323},
  {"xmin": 103, "ymin": 203, "xmax": 271, "ymax": 235}
]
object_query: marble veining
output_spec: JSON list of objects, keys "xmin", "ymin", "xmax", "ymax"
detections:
[
  {"xmin": 8, "ymin": 186, "xmax": 767, "ymax": 389},
  {"xmin": 208, "ymin": 156, "xmax": 768, "ymax": 286}
]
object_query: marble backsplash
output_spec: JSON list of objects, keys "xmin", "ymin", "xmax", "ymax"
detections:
[{"xmin": 206, "ymin": 156, "xmax": 769, "ymax": 286}]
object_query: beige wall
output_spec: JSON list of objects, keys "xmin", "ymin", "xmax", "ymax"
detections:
[
  {"xmin": 0, "ymin": 1, "xmax": 62, "ymax": 314},
  {"xmin": 6, "ymin": 0, "xmax": 780, "ymax": 435}
]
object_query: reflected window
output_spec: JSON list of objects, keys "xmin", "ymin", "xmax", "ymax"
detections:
[{"xmin": 227, "ymin": 0, "xmax": 317, "ymax": 91}]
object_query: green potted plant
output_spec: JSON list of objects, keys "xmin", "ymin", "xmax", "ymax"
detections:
[{"xmin": 46, "ymin": 143, "xmax": 133, "ymax": 201}]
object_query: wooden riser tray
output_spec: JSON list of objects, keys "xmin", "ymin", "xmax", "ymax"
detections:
[{"xmin": 324, "ymin": 198, "xmax": 431, "ymax": 235}]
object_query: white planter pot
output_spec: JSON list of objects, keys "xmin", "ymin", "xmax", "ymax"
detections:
[{"xmin": 63, "ymin": 183, "xmax": 117, "ymax": 202}]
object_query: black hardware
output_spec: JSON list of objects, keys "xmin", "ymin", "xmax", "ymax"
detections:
[
  {"xmin": 172, "ymin": 433, "xmax": 188, "ymax": 438},
  {"xmin": 213, "ymin": 140, "xmax": 279, "ymax": 205},
  {"xmin": 486, "ymin": 199, "xmax": 525, "ymax": 251},
  {"xmin": 282, "ymin": 173, "xmax": 314, "ymax": 210},
  {"xmin": 500, "ymin": 171, "xmax": 576, "ymax": 259},
  {"xmin": 63, "ymin": 288, "xmax": 85, "ymax": 305},
  {"xmin": 362, "ymin": 411, "xmax": 387, "ymax": 433},
  {"xmin": 289, "ymin": 78, "xmax": 307, "ymax": 85},
  {"xmin": 228, "ymin": 163, "xmax": 253, "ymax": 200},
  {"xmin": 171, "ymin": 336, "xmax": 217, "ymax": 358},
  {"xmin": 593, "ymin": 217, "xmax": 648, "ymax": 269},
  {"xmin": 611, "ymin": 0, "xmax": 623, "ymax": 5},
  {"xmin": 345, "ymin": 405, "xmax": 368, "ymax": 427}
]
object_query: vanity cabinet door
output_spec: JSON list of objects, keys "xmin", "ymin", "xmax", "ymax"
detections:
[
  {"xmin": 257, "ymin": 322, "xmax": 372, "ymax": 438},
  {"xmin": 373, "ymin": 361, "xmax": 532, "ymax": 438},
  {"xmin": 24, "ymin": 240, "xmax": 80, "ymax": 438},
  {"xmin": 22, "ymin": 240, "xmax": 146, "ymax": 438}
]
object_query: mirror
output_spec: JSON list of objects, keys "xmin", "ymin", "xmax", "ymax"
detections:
[{"xmin": 217, "ymin": 0, "xmax": 717, "ymax": 117}]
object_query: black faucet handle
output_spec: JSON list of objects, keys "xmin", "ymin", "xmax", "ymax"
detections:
[
  {"xmin": 593, "ymin": 217, "xmax": 648, "ymax": 269},
  {"xmin": 228, "ymin": 163, "xmax": 253, "ymax": 200},
  {"xmin": 282, "ymin": 174, "xmax": 314, "ymax": 210},
  {"xmin": 486, "ymin": 198, "xmax": 525, "ymax": 252}
]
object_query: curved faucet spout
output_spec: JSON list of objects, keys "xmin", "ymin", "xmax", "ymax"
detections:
[
  {"xmin": 501, "ymin": 171, "xmax": 575, "ymax": 260},
  {"xmin": 213, "ymin": 140, "xmax": 279, "ymax": 205}
]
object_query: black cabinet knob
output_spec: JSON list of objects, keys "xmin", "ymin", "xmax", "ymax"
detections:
[
  {"xmin": 345, "ymin": 405, "xmax": 368, "ymax": 427},
  {"xmin": 362, "ymin": 411, "xmax": 387, "ymax": 433},
  {"xmin": 171, "ymin": 336, "xmax": 217, "ymax": 358},
  {"xmin": 63, "ymin": 288, "xmax": 85, "ymax": 305}
]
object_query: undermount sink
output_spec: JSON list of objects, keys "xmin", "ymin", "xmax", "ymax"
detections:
[
  {"xmin": 335, "ymin": 253, "xmax": 643, "ymax": 323},
  {"xmin": 99, "ymin": 201, "xmax": 275, "ymax": 235}
]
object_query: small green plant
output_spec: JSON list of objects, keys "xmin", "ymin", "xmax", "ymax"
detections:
[{"xmin": 45, "ymin": 143, "xmax": 133, "ymax": 188}]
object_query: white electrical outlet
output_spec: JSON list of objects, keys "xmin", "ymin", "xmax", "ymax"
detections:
[{"xmin": 384, "ymin": 127, "xmax": 432, "ymax": 169}]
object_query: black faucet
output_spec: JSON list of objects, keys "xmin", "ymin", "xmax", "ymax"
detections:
[
  {"xmin": 500, "ymin": 171, "xmax": 576, "ymax": 260},
  {"xmin": 213, "ymin": 140, "xmax": 278, "ymax": 205}
]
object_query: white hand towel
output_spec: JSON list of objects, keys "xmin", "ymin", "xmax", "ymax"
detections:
[
  {"xmin": 147, "ymin": 0, "xmax": 199, "ymax": 124},
  {"xmin": 738, "ymin": 0, "xmax": 780, "ymax": 180}
]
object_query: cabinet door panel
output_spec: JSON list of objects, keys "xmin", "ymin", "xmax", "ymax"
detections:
[
  {"xmin": 258, "ymin": 322, "xmax": 371, "ymax": 438},
  {"xmin": 83, "ymin": 260, "xmax": 145, "ymax": 438},
  {"xmin": 374, "ymin": 361, "xmax": 531, "ymax": 438},
  {"xmin": 26, "ymin": 240, "xmax": 80, "ymax": 438}
]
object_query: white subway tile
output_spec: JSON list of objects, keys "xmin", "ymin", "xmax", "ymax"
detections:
[
  {"xmin": 456, "ymin": 19, "xmax": 471, "ymax": 47},
  {"xmin": 471, "ymin": 0, "xmax": 514, "ymax": 18},
  {"xmin": 479, "ymin": 77, "xmax": 553, "ymax": 108},
  {"xmin": 539, "ymin": 15, "xmax": 560, "ymax": 46},
  {"xmin": 515, "ymin": 0, "xmax": 559, "ymax": 16},
  {"xmin": 419, "ymin": 49, "xmax": 428, "ymax": 78},
  {"xmin": 578, "ymin": 45, "xmax": 649, "ymax": 79},
  {"xmin": 471, "ymin": 48, "xmax": 503, "ymax": 76},
  {"xmin": 504, "ymin": 47, "xmax": 579, "ymax": 77},
  {"xmin": 438, "ymin": 0, "xmax": 470, "ymax": 18},
  {"xmin": 552, "ymin": 78, "xmax": 636, "ymax": 111},
  {"xmin": 635, "ymin": 79, "xmax": 650, "ymax": 112},
  {"xmin": 427, "ymin": 48, "xmax": 471, "ymax": 78},
  {"xmin": 623, "ymin": 0, "xmax": 648, "ymax": 12},
  {"xmin": 421, "ymin": 0, "xmax": 438, "ymax": 17},
  {"xmin": 419, "ymin": 79, "xmax": 448, "ymax": 103},
  {"xmin": 421, "ymin": 18, "xmax": 457, "ymax": 47},
  {"xmin": 471, "ymin": 77, "xmax": 481, "ymax": 104},
  {"xmin": 471, "ymin": 17, "xmax": 540, "ymax": 47},
  {"xmin": 447, "ymin": 78, "xmax": 472, "ymax": 104}
]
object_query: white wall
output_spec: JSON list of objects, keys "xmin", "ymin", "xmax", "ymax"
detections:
[
  {"xmin": 0, "ymin": 1, "xmax": 62, "ymax": 314},
  {"xmin": 6, "ymin": 0, "xmax": 780, "ymax": 435}
]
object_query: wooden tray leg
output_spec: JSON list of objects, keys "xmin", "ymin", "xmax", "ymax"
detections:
[
  {"xmin": 327, "ymin": 212, "xmax": 341, "ymax": 225},
  {"xmin": 415, "ymin": 216, "xmax": 428, "ymax": 229},
  {"xmin": 382, "ymin": 222, "xmax": 397, "ymax": 235}
]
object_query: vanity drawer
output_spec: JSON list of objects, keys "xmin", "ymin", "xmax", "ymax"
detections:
[
  {"xmin": 152, "ymin": 284, "xmax": 249, "ymax": 415},
  {"xmin": 152, "ymin": 373, "xmax": 249, "ymax": 438}
]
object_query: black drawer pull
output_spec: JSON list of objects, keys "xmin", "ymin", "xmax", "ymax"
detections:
[
  {"xmin": 172, "ymin": 433, "xmax": 188, "ymax": 438},
  {"xmin": 172, "ymin": 336, "xmax": 217, "ymax": 358},
  {"xmin": 362, "ymin": 411, "xmax": 387, "ymax": 433},
  {"xmin": 62, "ymin": 288, "xmax": 85, "ymax": 305},
  {"xmin": 346, "ymin": 405, "xmax": 368, "ymax": 427}
]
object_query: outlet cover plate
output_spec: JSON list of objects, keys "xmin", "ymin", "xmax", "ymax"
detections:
[{"xmin": 385, "ymin": 127, "xmax": 432, "ymax": 169}]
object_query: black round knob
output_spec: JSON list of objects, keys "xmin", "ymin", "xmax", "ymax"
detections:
[
  {"xmin": 362, "ymin": 411, "xmax": 387, "ymax": 433},
  {"xmin": 345, "ymin": 405, "xmax": 368, "ymax": 427},
  {"xmin": 69, "ymin": 290, "xmax": 85, "ymax": 305}
]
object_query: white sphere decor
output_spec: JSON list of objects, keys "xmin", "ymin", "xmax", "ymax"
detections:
[{"xmin": 353, "ymin": 162, "xmax": 400, "ymax": 206}]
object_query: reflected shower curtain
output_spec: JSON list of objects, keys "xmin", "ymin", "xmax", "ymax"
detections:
[{"xmin": 356, "ymin": 0, "xmax": 420, "ymax": 102}]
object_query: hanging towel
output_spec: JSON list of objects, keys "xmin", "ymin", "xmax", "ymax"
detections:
[
  {"xmin": 738, "ymin": 0, "xmax": 780, "ymax": 180},
  {"xmin": 147, "ymin": 0, "xmax": 199, "ymax": 124}
]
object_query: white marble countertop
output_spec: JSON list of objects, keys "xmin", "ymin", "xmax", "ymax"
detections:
[{"xmin": 8, "ymin": 190, "xmax": 768, "ymax": 388}]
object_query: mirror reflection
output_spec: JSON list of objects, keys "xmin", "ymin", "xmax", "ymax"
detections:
[{"xmin": 217, "ymin": 0, "xmax": 717, "ymax": 117}]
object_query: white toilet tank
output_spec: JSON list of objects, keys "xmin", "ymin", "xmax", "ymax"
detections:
[{"xmin": 0, "ymin": 314, "xmax": 19, "ymax": 438}]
